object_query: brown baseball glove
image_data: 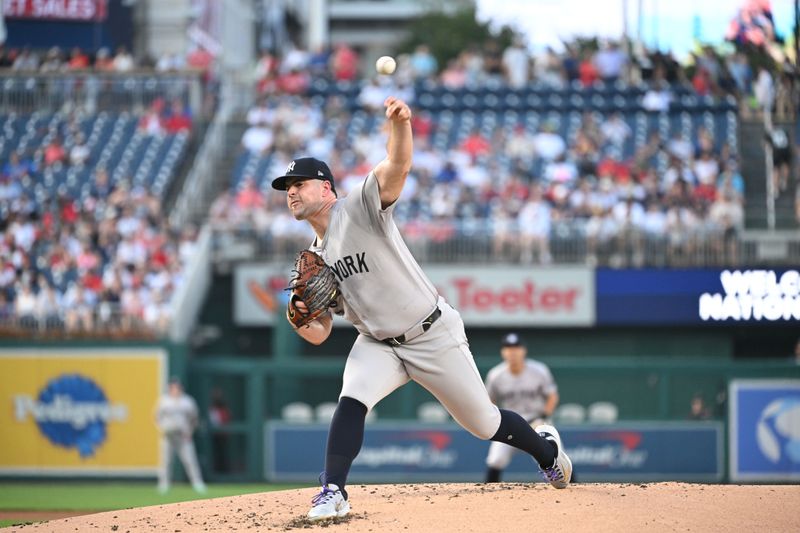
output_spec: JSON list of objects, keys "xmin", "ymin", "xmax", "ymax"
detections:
[{"xmin": 286, "ymin": 250, "xmax": 339, "ymax": 329}]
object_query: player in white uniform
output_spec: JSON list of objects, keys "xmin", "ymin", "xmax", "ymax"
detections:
[
  {"xmin": 484, "ymin": 333, "xmax": 559, "ymax": 482},
  {"xmin": 155, "ymin": 378, "xmax": 206, "ymax": 494},
  {"xmin": 270, "ymin": 96, "xmax": 572, "ymax": 522}
]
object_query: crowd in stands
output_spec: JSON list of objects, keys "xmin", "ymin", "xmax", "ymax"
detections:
[
  {"xmin": 0, "ymin": 172, "xmax": 197, "ymax": 336},
  {"xmin": 0, "ymin": 44, "xmax": 215, "ymax": 76},
  {"xmin": 213, "ymin": 27, "xmax": 800, "ymax": 266},
  {"xmin": 0, "ymin": 97, "xmax": 197, "ymax": 336}
]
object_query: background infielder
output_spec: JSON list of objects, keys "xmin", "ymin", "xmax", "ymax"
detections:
[
  {"xmin": 271, "ymin": 96, "xmax": 572, "ymax": 522},
  {"xmin": 155, "ymin": 378, "xmax": 206, "ymax": 494},
  {"xmin": 485, "ymin": 333, "xmax": 559, "ymax": 483}
]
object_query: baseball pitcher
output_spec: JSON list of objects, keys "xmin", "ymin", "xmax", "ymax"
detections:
[{"xmin": 271, "ymin": 96, "xmax": 572, "ymax": 522}]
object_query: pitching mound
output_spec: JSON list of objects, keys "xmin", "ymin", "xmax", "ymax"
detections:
[{"xmin": 9, "ymin": 482, "xmax": 800, "ymax": 532}]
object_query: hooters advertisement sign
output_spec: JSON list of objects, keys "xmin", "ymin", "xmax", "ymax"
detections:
[
  {"xmin": 235, "ymin": 264, "xmax": 594, "ymax": 327},
  {"xmin": 3, "ymin": 0, "xmax": 107, "ymax": 21}
]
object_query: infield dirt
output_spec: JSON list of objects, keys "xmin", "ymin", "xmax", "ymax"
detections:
[{"xmin": 7, "ymin": 482, "xmax": 800, "ymax": 532}]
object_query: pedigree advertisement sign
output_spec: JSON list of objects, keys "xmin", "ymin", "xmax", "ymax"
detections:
[
  {"xmin": 426, "ymin": 266, "xmax": 594, "ymax": 326},
  {"xmin": 235, "ymin": 264, "xmax": 594, "ymax": 327},
  {"xmin": 0, "ymin": 349, "xmax": 165, "ymax": 476}
]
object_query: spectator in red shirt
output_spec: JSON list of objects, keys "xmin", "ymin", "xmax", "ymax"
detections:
[
  {"xmin": 331, "ymin": 43, "xmax": 358, "ymax": 81},
  {"xmin": 44, "ymin": 137, "xmax": 67, "ymax": 166},
  {"xmin": 692, "ymin": 67, "xmax": 712, "ymax": 96},
  {"xmin": 276, "ymin": 68, "xmax": 310, "ymax": 94},
  {"xmin": 165, "ymin": 100, "xmax": 192, "ymax": 134},
  {"xmin": 236, "ymin": 177, "xmax": 265, "ymax": 210},
  {"xmin": 460, "ymin": 129, "xmax": 491, "ymax": 159},
  {"xmin": 579, "ymin": 50, "xmax": 599, "ymax": 87},
  {"xmin": 67, "ymin": 47, "xmax": 90, "ymax": 70},
  {"xmin": 187, "ymin": 45, "xmax": 214, "ymax": 81},
  {"xmin": 94, "ymin": 48, "xmax": 115, "ymax": 71},
  {"xmin": 693, "ymin": 182, "xmax": 718, "ymax": 206},
  {"xmin": 411, "ymin": 110, "xmax": 433, "ymax": 141}
]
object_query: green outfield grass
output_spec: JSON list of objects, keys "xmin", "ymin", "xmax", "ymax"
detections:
[{"xmin": 0, "ymin": 482, "xmax": 307, "ymax": 512}]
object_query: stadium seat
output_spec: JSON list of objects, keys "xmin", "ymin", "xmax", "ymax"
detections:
[
  {"xmin": 314, "ymin": 402, "xmax": 339, "ymax": 423},
  {"xmin": 587, "ymin": 401, "xmax": 619, "ymax": 424},
  {"xmin": 281, "ymin": 402, "xmax": 314, "ymax": 423},
  {"xmin": 416, "ymin": 401, "xmax": 450, "ymax": 422},
  {"xmin": 554, "ymin": 403, "xmax": 586, "ymax": 424}
]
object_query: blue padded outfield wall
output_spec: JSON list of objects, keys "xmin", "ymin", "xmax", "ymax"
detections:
[{"xmin": 265, "ymin": 422, "xmax": 723, "ymax": 483}]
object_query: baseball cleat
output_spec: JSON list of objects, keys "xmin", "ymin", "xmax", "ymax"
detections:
[
  {"xmin": 307, "ymin": 483, "xmax": 350, "ymax": 522},
  {"xmin": 535, "ymin": 424, "xmax": 572, "ymax": 489}
]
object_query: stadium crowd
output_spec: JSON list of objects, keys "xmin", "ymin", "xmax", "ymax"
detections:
[
  {"xmin": 1, "ymin": 1, "xmax": 797, "ymax": 334},
  {"xmin": 0, "ymin": 175, "xmax": 197, "ymax": 336},
  {"xmin": 213, "ymin": 27, "xmax": 799, "ymax": 266},
  {"xmin": 0, "ymin": 44, "xmax": 214, "ymax": 76},
  {"xmin": 0, "ymin": 99, "xmax": 198, "ymax": 337}
]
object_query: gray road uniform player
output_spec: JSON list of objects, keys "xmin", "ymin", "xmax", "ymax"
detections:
[
  {"xmin": 271, "ymin": 96, "xmax": 571, "ymax": 523},
  {"xmin": 485, "ymin": 333, "xmax": 559, "ymax": 482},
  {"xmin": 155, "ymin": 379, "xmax": 206, "ymax": 493}
]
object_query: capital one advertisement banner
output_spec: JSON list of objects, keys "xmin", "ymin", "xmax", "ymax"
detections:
[
  {"xmin": 265, "ymin": 421, "xmax": 722, "ymax": 482},
  {"xmin": 729, "ymin": 379, "xmax": 800, "ymax": 482},
  {"xmin": 235, "ymin": 264, "xmax": 595, "ymax": 327},
  {"xmin": 3, "ymin": 0, "xmax": 107, "ymax": 21},
  {"xmin": 0, "ymin": 349, "xmax": 165, "ymax": 476}
]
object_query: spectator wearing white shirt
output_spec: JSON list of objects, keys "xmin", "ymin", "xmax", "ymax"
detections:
[
  {"xmin": 532, "ymin": 123, "xmax": 566, "ymax": 161},
  {"xmin": 242, "ymin": 122, "xmax": 274, "ymax": 154},
  {"xmin": 63, "ymin": 283, "xmax": 94, "ymax": 332},
  {"xmin": 35, "ymin": 281, "xmax": 61, "ymax": 328},
  {"xmin": 14, "ymin": 283, "xmax": 37, "ymax": 327},
  {"xmin": 693, "ymin": 151, "xmax": 720, "ymax": 186},
  {"xmin": 753, "ymin": 67, "xmax": 774, "ymax": 112},
  {"xmin": 594, "ymin": 41, "xmax": 627, "ymax": 83},
  {"xmin": 517, "ymin": 185, "xmax": 552, "ymax": 264},
  {"xmin": 116, "ymin": 207, "xmax": 142, "ymax": 238},
  {"xmin": 116, "ymin": 235, "xmax": 148, "ymax": 268},
  {"xmin": 708, "ymin": 188, "xmax": 743, "ymax": 264},
  {"xmin": 246, "ymin": 100, "xmax": 274, "ymax": 127},
  {"xmin": 600, "ymin": 113, "xmax": 632, "ymax": 146},
  {"xmin": 502, "ymin": 39, "xmax": 530, "ymax": 89},
  {"xmin": 112, "ymin": 46, "xmax": 135, "ymax": 72},
  {"xmin": 69, "ymin": 134, "xmax": 90, "ymax": 166},
  {"xmin": 358, "ymin": 78, "xmax": 388, "ymax": 111},
  {"xmin": 642, "ymin": 83, "xmax": 672, "ymax": 112}
]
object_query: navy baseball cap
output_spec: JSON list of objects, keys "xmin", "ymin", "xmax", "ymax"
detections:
[
  {"xmin": 271, "ymin": 157, "xmax": 337, "ymax": 196},
  {"xmin": 501, "ymin": 333, "xmax": 524, "ymax": 347}
]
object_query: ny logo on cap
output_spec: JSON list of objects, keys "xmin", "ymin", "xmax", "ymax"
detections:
[
  {"xmin": 318, "ymin": 170, "xmax": 324, "ymax": 177},
  {"xmin": 286, "ymin": 161, "xmax": 296, "ymax": 173}
]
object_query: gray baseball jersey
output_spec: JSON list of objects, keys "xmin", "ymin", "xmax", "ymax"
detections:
[
  {"xmin": 308, "ymin": 170, "xmax": 502, "ymax": 440},
  {"xmin": 156, "ymin": 394, "xmax": 198, "ymax": 437},
  {"xmin": 485, "ymin": 360, "xmax": 557, "ymax": 422},
  {"xmin": 310, "ymin": 171, "xmax": 438, "ymax": 340}
]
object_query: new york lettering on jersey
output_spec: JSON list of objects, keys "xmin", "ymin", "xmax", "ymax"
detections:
[{"xmin": 328, "ymin": 252, "xmax": 370, "ymax": 282}]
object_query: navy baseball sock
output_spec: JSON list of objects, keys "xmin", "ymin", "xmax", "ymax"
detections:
[
  {"xmin": 485, "ymin": 467, "xmax": 502, "ymax": 483},
  {"xmin": 490, "ymin": 409, "xmax": 556, "ymax": 468},
  {"xmin": 323, "ymin": 396, "xmax": 367, "ymax": 499}
]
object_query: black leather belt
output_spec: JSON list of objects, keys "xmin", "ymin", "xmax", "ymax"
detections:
[{"xmin": 382, "ymin": 306, "xmax": 442, "ymax": 346}]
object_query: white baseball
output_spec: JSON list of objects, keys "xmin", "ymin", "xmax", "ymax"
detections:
[{"xmin": 375, "ymin": 56, "xmax": 396, "ymax": 75}]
